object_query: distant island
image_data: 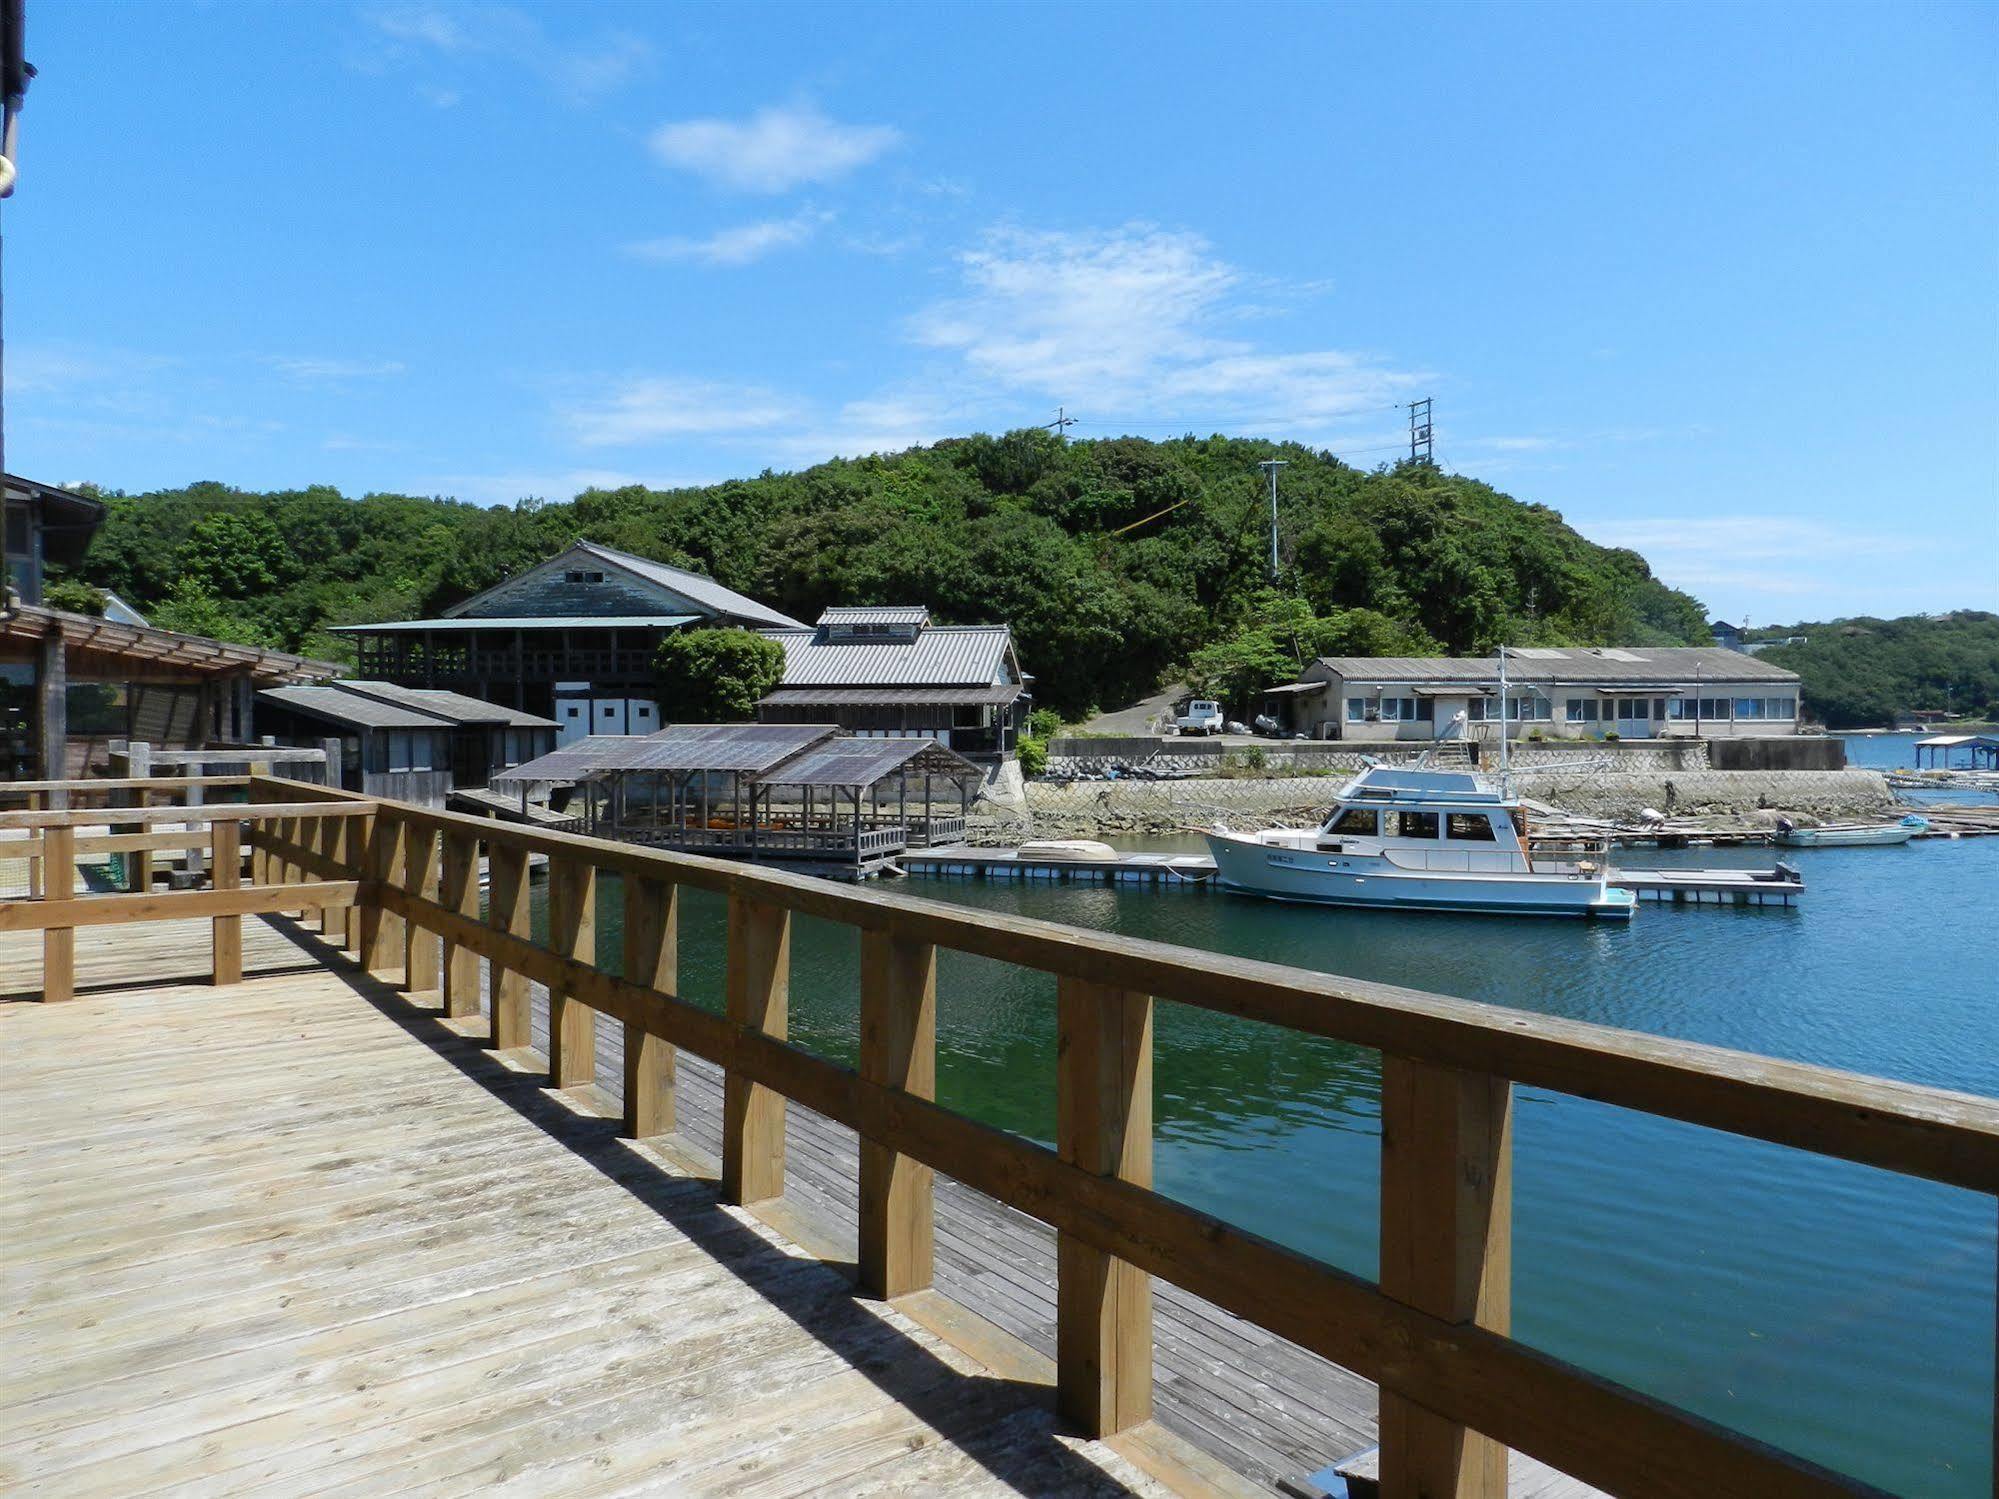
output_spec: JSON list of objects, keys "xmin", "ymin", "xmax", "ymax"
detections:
[{"xmin": 1744, "ymin": 612, "xmax": 1999, "ymax": 729}]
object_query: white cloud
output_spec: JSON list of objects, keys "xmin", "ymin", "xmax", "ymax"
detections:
[
  {"xmin": 910, "ymin": 225, "xmax": 1422, "ymax": 425},
  {"xmin": 626, "ymin": 211, "xmax": 831, "ymax": 267},
  {"xmin": 563, "ymin": 377, "xmax": 806, "ymax": 447},
  {"xmin": 364, "ymin": 6, "xmax": 650, "ymax": 103},
  {"xmin": 648, "ymin": 105, "xmax": 901, "ymax": 193},
  {"xmin": 266, "ymin": 356, "xmax": 407, "ymax": 381}
]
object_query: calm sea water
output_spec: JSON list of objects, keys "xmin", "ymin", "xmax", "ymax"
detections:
[{"xmin": 563, "ymin": 733, "xmax": 1997, "ymax": 1497}]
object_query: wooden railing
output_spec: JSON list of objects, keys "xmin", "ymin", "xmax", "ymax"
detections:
[{"xmin": 7, "ymin": 773, "xmax": 1997, "ymax": 1499}]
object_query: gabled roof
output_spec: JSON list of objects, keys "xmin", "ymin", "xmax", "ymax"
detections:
[
  {"xmin": 439, "ymin": 540, "xmax": 806, "ymax": 631},
  {"xmin": 495, "ymin": 723, "xmax": 841, "ymax": 785},
  {"xmin": 762, "ymin": 623, "xmax": 1017, "ymax": 689},
  {"xmin": 4, "ymin": 474, "xmax": 108, "ymax": 566},
  {"xmin": 257, "ymin": 680, "xmax": 558, "ymax": 731}
]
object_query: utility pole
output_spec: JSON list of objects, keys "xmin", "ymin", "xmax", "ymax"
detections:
[
  {"xmin": 1045, "ymin": 406, "xmax": 1077, "ymax": 442},
  {"xmin": 1407, "ymin": 398, "xmax": 1433, "ymax": 466},
  {"xmin": 1257, "ymin": 459, "xmax": 1287, "ymax": 584}
]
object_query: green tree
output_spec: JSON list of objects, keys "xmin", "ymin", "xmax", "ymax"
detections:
[
  {"xmin": 42, "ymin": 579, "xmax": 106, "ymax": 616},
  {"xmin": 150, "ymin": 578, "xmax": 281, "ymax": 648},
  {"xmin": 173, "ymin": 511, "xmax": 297, "ymax": 598},
  {"xmin": 653, "ymin": 629, "xmax": 786, "ymax": 722}
]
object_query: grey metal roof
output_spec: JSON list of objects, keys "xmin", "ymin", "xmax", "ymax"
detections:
[
  {"xmin": 761, "ymin": 684, "xmax": 1022, "ymax": 707},
  {"xmin": 816, "ymin": 605, "xmax": 931, "ymax": 626},
  {"xmin": 1316, "ymin": 647, "xmax": 1799, "ymax": 686},
  {"xmin": 334, "ymin": 682, "xmax": 559, "ymax": 728},
  {"xmin": 259, "ymin": 685, "xmax": 457, "ymax": 730},
  {"xmin": 763, "ymin": 624, "xmax": 1016, "ymax": 688},
  {"xmin": 330, "ymin": 614, "xmax": 699, "ymax": 633},
  {"xmin": 494, "ymin": 723, "xmax": 843, "ymax": 786},
  {"xmin": 571, "ymin": 542, "xmax": 808, "ymax": 629},
  {"xmin": 755, "ymin": 737, "xmax": 981, "ymax": 788}
]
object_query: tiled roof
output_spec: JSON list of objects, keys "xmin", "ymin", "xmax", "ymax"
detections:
[{"xmin": 816, "ymin": 605, "xmax": 931, "ymax": 626}]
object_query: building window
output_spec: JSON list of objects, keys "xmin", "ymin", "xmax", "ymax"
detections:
[
  {"xmin": 1346, "ymin": 697, "xmax": 1366, "ymax": 722},
  {"xmin": 1566, "ymin": 698, "xmax": 1599, "ymax": 723},
  {"xmin": 563, "ymin": 569, "xmax": 606, "ymax": 584},
  {"xmin": 1386, "ymin": 810, "xmax": 1440, "ymax": 839},
  {"xmin": 1327, "ymin": 808, "xmax": 1378, "ymax": 836},
  {"xmin": 1379, "ymin": 697, "xmax": 1432, "ymax": 723},
  {"xmin": 1735, "ymin": 697, "xmax": 1765, "ymax": 720},
  {"xmin": 1446, "ymin": 812, "xmax": 1498, "ymax": 842}
]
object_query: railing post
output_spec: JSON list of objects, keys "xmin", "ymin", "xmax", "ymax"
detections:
[
  {"xmin": 359, "ymin": 811, "xmax": 406, "ymax": 976},
  {"xmin": 211, "ymin": 818, "xmax": 242, "ymax": 985},
  {"xmin": 26, "ymin": 791, "xmax": 43, "ymax": 897},
  {"xmin": 722, "ymin": 892, "xmax": 789, "ymax": 1205},
  {"xmin": 858, "ymin": 931, "xmax": 936, "ymax": 1300},
  {"xmin": 487, "ymin": 841, "xmax": 530, "ymax": 1049},
  {"xmin": 403, "ymin": 823, "xmax": 442, "ymax": 997},
  {"xmin": 41, "ymin": 822, "xmax": 74, "ymax": 1003},
  {"xmin": 622, "ymin": 877, "xmax": 678, "ymax": 1139},
  {"xmin": 318, "ymin": 816, "xmax": 343, "ymax": 936},
  {"xmin": 440, "ymin": 829, "xmax": 481, "ymax": 1018},
  {"xmin": 546, "ymin": 857, "xmax": 597, "ymax": 1088},
  {"xmin": 1377, "ymin": 1055, "xmax": 1513, "ymax": 1499},
  {"xmin": 1055, "ymin": 975, "xmax": 1153, "ymax": 1438}
]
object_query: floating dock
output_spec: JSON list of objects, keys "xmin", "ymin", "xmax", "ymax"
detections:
[{"xmin": 902, "ymin": 845, "xmax": 1806, "ymax": 906}]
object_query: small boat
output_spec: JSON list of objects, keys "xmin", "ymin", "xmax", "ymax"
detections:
[
  {"xmin": 1204, "ymin": 763, "xmax": 1636, "ymax": 919},
  {"xmin": 1774, "ymin": 815, "xmax": 1928, "ymax": 848},
  {"xmin": 1016, "ymin": 839, "xmax": 1120, "ymax": 862}
]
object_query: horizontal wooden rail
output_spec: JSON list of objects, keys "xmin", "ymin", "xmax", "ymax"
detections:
[
  {"xmin": 0, "ymin": 831, "xmax": 229, "ymax": 861},
  {"xmin": 0, "ymin": 882, "xmax": 362, "ymax": 932},
  {"xmin": 0, "ymin": 801, "xmax": 377, "ymax": 831},
  {"xmin": 0, "ymin": 775, "xmax": 254, "ymax": 798}
]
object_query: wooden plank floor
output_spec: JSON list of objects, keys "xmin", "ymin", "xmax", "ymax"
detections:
[
  {"xmin": 0, "ymin": 908, "xmax": 1601, "ymax": 1499},
  {"xmin": 0, "ymin": 920, "xmax": 1174, "ymax": 1499}
]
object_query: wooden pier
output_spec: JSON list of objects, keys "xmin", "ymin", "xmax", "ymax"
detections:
[
  {"xmin": 2, "ymin": 774, "xmax": 1994, "ymax": 1499},
  {"xmin": 903, "ymin": 845, "xmax": 1807, "ymax": 906}
]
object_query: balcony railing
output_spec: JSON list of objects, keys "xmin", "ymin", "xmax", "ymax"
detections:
[{"xmin": 2, "ymin": 773, "xmax": 1994, "ymax": 1499}]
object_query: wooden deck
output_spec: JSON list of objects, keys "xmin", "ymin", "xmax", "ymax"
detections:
[
  {"xmin": 0, "ymin": 911, "xmax": 1602, "ymax": 1499},
  {"xmin": 0, "ymin": 919, "xmax": 1177, "ymax": 1499}
]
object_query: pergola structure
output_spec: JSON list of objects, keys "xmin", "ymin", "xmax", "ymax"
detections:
[
  {"xmin": 495, "ymin": 723, "xmax": 983, "ymax": 874},
  {"xmin": 1914, "ymin": 734, "xmax": 1999, "ymax": 771},
  {"xmin": 0, "ymin": 603, "xmax": 338, "ymax": 780}
]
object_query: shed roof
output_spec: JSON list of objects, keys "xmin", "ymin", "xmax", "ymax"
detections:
[
  {"xmin": 764, "ymin": 624, "xmax": 1016, "ymax": 688},
  {"xmin": 1, "ymin": 605, "xmax": 338, "ymax": 684},
  {"xmin": 258, "ymin": 681, "xmax": 558, "ymax": 731},
  {"xmin": 494, "ymin": 723, "xmax": 842, "ymax": 786},
  {"xmin": 1914, "ymin": 734, "xmax": 1999, "ymax": 749},
  {"xmin": 259, "ymin": 685, "xmax": 457, "ymax": 730},
  {"xmin": 756, "ymin": 736, "xmax": 981, "ymax": 788},
  {"xmin": 761, "ymin": 683, "xmax": 1022, "ymax": 708},
  {"xmin": 1316, "ymin": 647, "xmax": 1798, "ymax": 686}
]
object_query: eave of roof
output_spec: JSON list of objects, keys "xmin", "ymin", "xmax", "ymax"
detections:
[{"xmin": 1, "ymin": 605, "xmax": 338, "ymax": 683}]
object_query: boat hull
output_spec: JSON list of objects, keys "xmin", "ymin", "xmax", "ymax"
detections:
[
  {"xmin": 1204, "ymin": 834, "xmax": 1633, "ymax": 919},
  {"xmin": 1774, "ymin": 827, "xmax": 1916, "ymax": 847}
]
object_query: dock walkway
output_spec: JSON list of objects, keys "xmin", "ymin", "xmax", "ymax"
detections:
[{"xmin": 1, "ymin": 914, "xmax": 1600, "ymax": 1499}]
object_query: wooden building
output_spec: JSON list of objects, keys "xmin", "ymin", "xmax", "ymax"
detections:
[
  {"xmin": 333, "ymin": 540, "xmax": 806, "ymax": 743},
  {"xmin": 757, "ymin": 606, "xmax": 1029, "ymax": 761},
  {"xmin": 256, "ymin": 679, "xmax": 557, "ymax": 806},
  {"xmin": 495, "ymin": 721, "xmax": 980, "ymax": 874}
]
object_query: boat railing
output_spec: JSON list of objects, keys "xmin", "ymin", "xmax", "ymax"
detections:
[{"xmin": 5, "ymin": 772, "xmax": 1994, "ymax": 1499}]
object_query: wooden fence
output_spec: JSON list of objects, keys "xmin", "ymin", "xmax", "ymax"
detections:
[{"xmin": 5, "ymin": 773, "xmax": 1996, "ymax": 1499}]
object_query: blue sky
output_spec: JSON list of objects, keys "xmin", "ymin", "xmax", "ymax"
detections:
[{"xmin": 5, "ymin": 0, "xmax": 1994, "ymax": 624}]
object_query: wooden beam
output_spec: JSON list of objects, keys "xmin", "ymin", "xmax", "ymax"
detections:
[
  {"xmin": 41, "ymin": 825, "xmax": 75, "ymax": 1002},
  {"xmin": 211, "ymin": 819, "xmax": 243, "ymax": 986},
  {"xmin": 621, "ymin": 877, "xmax": 678, "ymax": 1139},
  {"xmin": 1056, "ymin": 975, "xmax": 1153, "ymax": 1438},
  {"xmin": 1378, "ymin": 1056, "xmax": 1513, "ymax": 1499},
  {"xmin": 857, "ymin": 930, "xmax": 936, "ymax": 1300},
  {"xmin": 487, "ymin": 841, "xmax": 530, "ymax": 1050},
  {"xmin": 546, "ymin": 857, "xmax": 597, "ymax": 1088},
  {"xmin": 317, "ymin": 817, "xmax": 344, "ymax": 937},
  {"xmin": 0, "ymin": 800, "xmax": 375, "ymax": 830},
  {"xmin": 359, "ymin": 813, "xmax": 405, "ymax": 975},
  {"xmin": 0, "ymin": 883, "xmax": 363, "ymax": 931},
  {"xmin": 403, "ymin": 824, "xmax": 441, "ymax": 995},
  {"xmin": 439, "ymin": 829, "xmax": 481, "ymax": 1018},
  {"xmin": 722, "ymin": 893, "xmax": 789, "ymax": 1206}
]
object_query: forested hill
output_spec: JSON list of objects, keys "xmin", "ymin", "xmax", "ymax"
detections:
[
  {"xmin": 58, "ymin": 432, "xmax": 1709, "ymax": 714},
  {"xmin": 1750, "ymin": 612, "xmax": 1999, "ymax": 729}
]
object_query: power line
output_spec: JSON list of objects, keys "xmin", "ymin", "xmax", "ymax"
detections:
[{"xmin": 1043, "ymin": 406, "xmax": 1077, "ymax": 442}]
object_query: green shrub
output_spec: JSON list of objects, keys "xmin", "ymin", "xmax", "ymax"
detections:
[
  {"xmin": 653, "ymin": 628, "xmax": 785, "ymax": 722},
  {"xmin": 1017, "ymin": 736, "xmax": 1048, "ymax": 777},
  {"xmin": 43, "ymin": 579, "xmax": 106, "ymax": 616},
  {"xmin": 1027, "ymin": 707, "xmax": 1064, "ymax": 741},
  {"xmin": 1603, "ymin": 728, "xmax": 1620, "ymax": 742},
  {"xmin": 1242, "ymin": 745, "xmax": 1268, "ymax": 771}
]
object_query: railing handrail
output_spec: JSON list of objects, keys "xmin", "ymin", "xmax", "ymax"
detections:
[
  {"xmin": 243, "ymin": 775, "xmax": 1999, "ymax": 1196},
  {"xmin": 0, "ymin": 774, "xmax": 256, "ymax": 798}
]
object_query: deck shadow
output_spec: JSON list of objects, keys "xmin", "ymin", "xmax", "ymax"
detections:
[{"xmin": 259, "ymin": 916, "xmax": 1155, "ymax": 1498}]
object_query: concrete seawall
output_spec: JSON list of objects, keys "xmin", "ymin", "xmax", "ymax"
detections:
[{"xmin": 977, "ymin": 768, "xmax": 1895, "ymax": 837}]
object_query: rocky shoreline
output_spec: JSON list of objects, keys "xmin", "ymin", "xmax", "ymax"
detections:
[{"xmin": 972, "ymin": 768, "xmax": 1899, "ymax": 841}]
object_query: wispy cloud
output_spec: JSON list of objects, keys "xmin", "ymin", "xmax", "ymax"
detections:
[
  {"xmin": 562, "ymin": 377, "xmax": 807, "ymax": 447},
  {"xmin": 648, "ymin": 105, "xmax": 901, "ymax": 193},
  {"xmin": 910, "ymin": 224, "xmax": 1423, "ymax": 427},
  {"xmin": 363, "ymin": 5, "xmax": 650, "ymax": 103},
  {"xmin": 626, "ymin": 210, "xmax": 832, "ymax": 267},
  {"xmin": 266, "ymin": 356, "xmax": 407, "ymax": 382}
]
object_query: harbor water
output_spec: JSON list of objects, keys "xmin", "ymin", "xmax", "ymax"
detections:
[{"xmin": 546, "ymin": 734, "xmax": 1997, "ymax": 1496}]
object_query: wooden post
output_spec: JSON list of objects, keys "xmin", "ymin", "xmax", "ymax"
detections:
[
  {"xmin": 26, "ymin": 791, "xmax": 42, "ymax": 898},
  {"xmin": 487, "ymin": 841, "xmax": 530, "ymax": 1049},
  {"xmin": 621, "ymin": 877, "xmax": 678, "ymax": 1139},
  {"xmin": 36, "ymin": 630, "xmax": 67, "ymax": 784},
  {"xmin": 1055, "ymin": 975, "xmax": 1153, "ymax": 1438},
  {"xmin": 318, "ymin": 816, "xmax": 343, "ymax": 936},
  {"xmin": 1377, "ymin": 1056, "xmax": 1513, "ymax": 1499},
  {"xmin": 546, "ymin": 858, "xmax": 597, "ymax": 1088},
  {"xmin": 41, "ymin": 823, "xmax": 75, "ymax": 1003},
  {"xmin": 403, "ymin": 823, "xmax": 442, "ymax": 996},
  {"xmin": 722, "ymin": 893, "xmax": 789, "ymax": 1206},
  {"xmin": 359, "ymin": 812, "xmax": 406, "ymax": 977},
  {"xmin": 124, "ymin": 741, "xmax": 152, "ymax": 893},
  {"xmin": 440, "ymin": 829, "xmax": 481, "ymax": 1018},
  {"xmin": 858, "ymin": 931, "xmax": 937, "ymax": 1300},
  {"xmin": 211, "ymin": 818, "xmax": 242, "ymax": 985}
]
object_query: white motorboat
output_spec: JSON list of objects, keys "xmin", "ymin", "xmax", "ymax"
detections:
[
  {"xmin": 1774, "ymin": 814, "xmax": 1928, "ymax": 848},
  {"xmin": 1205, "ymin": 763, "xmax": 1636, "ymax": 919}
]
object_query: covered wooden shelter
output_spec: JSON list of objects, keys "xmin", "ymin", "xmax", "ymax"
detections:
[{"xmin": 495, "ymin": 722, "xmax": 982, "ymax": 874}]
